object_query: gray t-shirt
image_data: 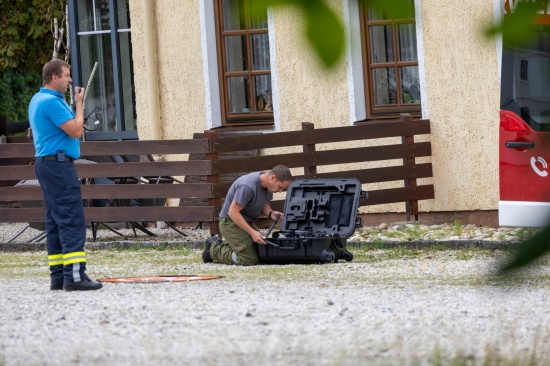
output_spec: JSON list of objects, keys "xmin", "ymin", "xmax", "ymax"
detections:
[{"xmin": 220, "ymin": 172, "xmax": 273, "ymax": 223}]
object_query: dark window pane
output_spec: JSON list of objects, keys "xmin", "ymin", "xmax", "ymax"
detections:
[
  {"xmin": 117, "ymin": 0, "xmax": 131, "ymax": 29},
  {"xmin": 251, "ymin": 34, "xmax": 270, "ymax": 70},
  {"xmin": 503, "ymin": 27, "xmax": 550, "ymax": 130},
  {"xmin": 223, "ymin": 0, "xmax": 246, "ymax": 31},
  {"xmin": 73, "ymin": 0, "xmax": 136, "ymax": 138},
  {"xmin": 372, "ymin": 68, "xmax": 397, "ymax": 106},
  {"xmin": 119, "ymin": 32, "xmax": 136, "ymax": 131},
  {"xmin": 97, "ymin": 0, "xmax": 110, "ymax": 30},
  {"xmin": 370, "ymin": 25, "xmax": 394, "ymax": 63},
  {"xmin": 400, "ymin": 66, "xmax": 421, "ymax": 104},
  {"xmin": 398, "ymin": 23, "xmax": 417, "ymax": 61},
  {"xmin": 363, "ymin": 0, "xmax": 420, "ymax": 117},
  {"xmin": 77, "ymin": 0, "xmax": 93, "ymax": 32},
  {"xmin": 77, "ymin": 0, "xmax": 110, "ymax": 32},
  {"xmin": 254, "ymin": 75, "xmax": 272, "ymax": 112},
  {"xmin": 217, "ymin": 0, "xmax": 273, "ymax": 123},
  {"xmin": 225, "ymin": 35, "xmax": 247, "ymax": 71},
  {"xmin": 79, "ymin": 33, "xmax": 116, "ymax": 132},
  {"xmin": 228, "ymin": 76, "xmax": 250, "ymax": 113}
]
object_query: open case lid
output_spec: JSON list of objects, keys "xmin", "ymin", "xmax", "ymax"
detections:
[{"xmin": 281, "ymin": 178, "xmax": 367, "ymax": 237}]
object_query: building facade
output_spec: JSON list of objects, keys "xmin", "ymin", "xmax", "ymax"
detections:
[{"xmin": 68, "ymin": 0, "xmax": 504, "ymax": 224}]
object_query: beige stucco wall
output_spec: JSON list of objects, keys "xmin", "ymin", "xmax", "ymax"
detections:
[
  {"xmin": 269, "ymin": 0, "xmax": 501, "ymax": 213},
  {"xmin": 418, "ymin": 0, "xmax": 500, "ymax": 212},
  {"xmin": 270, "ymin": 5, "xmax": 351, "ymax": 131},
  {"xmin": 128, "ymin": 0, "xmax": 501, "ymax": 214},
  {"xmin": 129, "ymin": 0, "xmax": 207, "ymax": 141},
  {"xmin": 267, "ymin": 3, "xmax": 368, "ymax": 192}
]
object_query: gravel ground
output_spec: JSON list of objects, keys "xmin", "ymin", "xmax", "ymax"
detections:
[
  {"xmin": 0, "ymin": 222, "xmax": 210, "ymax": 246},
  {"xmin": 1, "ymin": 222, "xmax": 549, "ymax": 365}
]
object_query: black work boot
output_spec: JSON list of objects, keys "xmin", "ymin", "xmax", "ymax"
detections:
[
  {"xmin": 64, "ymin": 278, "xmax": 103, "ymax": 291},
  {"xmin": 202, "ymin": 235, "xmax": 221, "ymax": 263},
  {"xmin": 50, "ymin": 281, "xmax": 63, "ymax": 290},
  {"xmin": 63, "ymin": 264, "xmax": 103, "ymax": 291},
  {"xmin": 50, "ymin": 281, "xmax": 64, "ymax": 290},
  {"xmin": 50, "ymin": 264, "xmax": 64, "ymax": 290}
]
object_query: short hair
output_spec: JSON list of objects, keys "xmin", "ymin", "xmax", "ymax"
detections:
[
  {"xmin": 269, "ymin": 165, "xmax": 292, "ymax": 182},
  {"xmin": 42, "ymin": 59, "xmax": 70, "ymax": 85}
]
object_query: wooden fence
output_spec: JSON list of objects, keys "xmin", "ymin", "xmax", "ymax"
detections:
[{"xmin": 0, "ymin": 115, "xmax": 434, "ymax": 237}]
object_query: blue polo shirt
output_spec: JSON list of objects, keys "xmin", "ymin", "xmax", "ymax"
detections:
[{"xmin": 28, "ymin": 88, "xmax": 80, "ymax": 159}]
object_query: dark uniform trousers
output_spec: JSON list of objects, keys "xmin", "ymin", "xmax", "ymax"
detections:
[{"xmin": 35, "ymin": 158, "xmax": 88, "ymax": 284}]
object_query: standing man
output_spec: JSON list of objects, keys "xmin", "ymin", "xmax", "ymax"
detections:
[
  {"xmin": 203, "ymin": 165, "xmax": 293, "ymax": 265},
  {"xmin": 28, "ymin": 59, "xmax": 102, "ymax": 291}
]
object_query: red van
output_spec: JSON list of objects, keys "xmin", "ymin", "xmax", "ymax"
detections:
[{"xmin": 499, "ymin": 14, "xmax": 550, "ymax": 227}]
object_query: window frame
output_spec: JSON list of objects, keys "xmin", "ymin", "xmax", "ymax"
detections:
[
  {"xmin": 68, "ymin": 0, "xmax": 137, "ymax": 141},
  {"xmin": 359, "ymin": 3, "xmax": 421, "ymax": 120},
  {"xmin": 213, "ymin": 0, "xmax": 274, "ymax": 127}
]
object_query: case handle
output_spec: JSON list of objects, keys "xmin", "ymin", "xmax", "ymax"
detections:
[
  {"xmin": 265, "ymin": 240, "xmax": 280, "ymax": 247},
  {"xmin": 265, "ymin": 238, "xmax": 299, "ymax": 250}
]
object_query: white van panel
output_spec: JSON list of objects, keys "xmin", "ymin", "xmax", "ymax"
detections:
[{"xmin": 499, "ymin": 201, "xmax": 550, "ymax": 227}]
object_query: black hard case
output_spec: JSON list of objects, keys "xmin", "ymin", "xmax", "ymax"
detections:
[{"xmin": 257, "ymin": 178, "xmax": 367, "ymax": 264}]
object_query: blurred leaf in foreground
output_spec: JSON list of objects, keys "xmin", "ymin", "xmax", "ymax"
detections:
[
  {"xmin": 250, "ymin": 0, "xmax": 345, "ymax": 68},
  {"xmin": 486, "ymin": 1, "xmax": 540, "ymax": 45},
  {"xmin": 359, "ymin": 0, "xmax": 415, "ymax": 20},
  {"xmin": 499, "ymin": 225, "xmax": 550, "ymax": 274}
]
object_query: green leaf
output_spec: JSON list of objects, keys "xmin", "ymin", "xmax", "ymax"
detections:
[
  {"xmin": 486, "ymin": 1, "xmax": 540, "ymax": 45},
  {"xmin": 360, "ymin": 0, "xmax": 415, "ymax": 20},
  {"xmin": 6, "ymin": 43, "xmax": 15, "ymax": 57},
  {"xmin": 5, "ymin": 25, "xmax": 18, "ymax": 36},
  {"xmin": 499, "ymin": 225, "xmax": 550, "ymax": 273},
  {"xmin": 302, "ymin": 0, "xmax": 345, "ymax": 67},
  {"xmin": 27, "ymin": 24, "xmax": 45, "ymax": 39},
  {"xmin": 249, "ymin": 0, "xmax": 345, "ymax": 68},
  {"xmin": 17, "ymin": 12, "xmax": 28, "ymax": 25}
]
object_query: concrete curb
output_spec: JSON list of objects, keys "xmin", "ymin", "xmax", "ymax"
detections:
[
  {"xmin": 352, "ymin": 240, "xmax": 521, "ymax": 250},
  {"xmin": 0, "ymin": 240, "xmax": 521, "ymax": 252},
  {"xmin": 0, "ymin": 241, "xmax": 204, "ymax": 252}
]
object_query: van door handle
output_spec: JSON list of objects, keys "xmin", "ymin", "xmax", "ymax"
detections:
[{"xmin": 505, "ymin": 141, "xmax": 535, "ymax": 148}]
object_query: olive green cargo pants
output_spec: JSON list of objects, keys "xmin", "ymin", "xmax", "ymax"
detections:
[{"xmin": 210, "ymin": 220, "xmax": 260, "ymax": 266}]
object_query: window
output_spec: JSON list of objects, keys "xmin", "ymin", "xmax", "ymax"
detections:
[
  {"xmin": 501, "ymin": 26, "xmax": 550, "ymax": 131},
  {"xmin": 68, "ymin": 0, "xmax": 137, "ymax": 140},
  {"xmin": 361, "ymin": 1, "xmax": 421, "ymax": 119},
  {"xmin": 214, "ymin": 0, "xmax": 273, "ymax": 126}
]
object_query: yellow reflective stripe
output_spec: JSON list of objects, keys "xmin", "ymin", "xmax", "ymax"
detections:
[
  {"xmin": 63, "ymin": 251, "xmax": 86, "ymax": 265},
  {"xmin": 48, "ymin": 254, "xmax": 63, "ymax": 266}
]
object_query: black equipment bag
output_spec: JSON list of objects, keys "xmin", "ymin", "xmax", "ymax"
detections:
[{"xmin": 257, "ymin": 178, "xmax": 367, "ymax": 264}]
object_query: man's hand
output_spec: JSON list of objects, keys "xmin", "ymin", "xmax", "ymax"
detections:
[
  {"xmin": 60, "ymin": 86, "xmax": 86, "ymax": 138},
  {"xmin": 270, "ymin": 210, "xmax": 283, "ymax": 222},
  {"xmin": 74, "ymin": 86, "xmax": 85, "ymax": 104},
  {"xmin": 228, "ymin": 200, "xmax": 268, "ymax": 244},
  {"xmin": 251, "ymin": 230, "xmax": 267, "ymax": 245}
]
